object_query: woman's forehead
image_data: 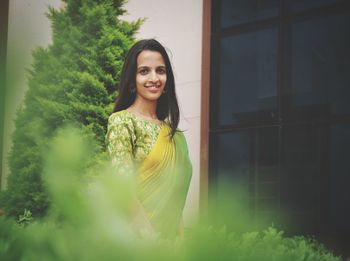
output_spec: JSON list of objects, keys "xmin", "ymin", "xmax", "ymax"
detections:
[{"xmin": 137, "ymin": 50, "xmax": 165, "ymax": 66}]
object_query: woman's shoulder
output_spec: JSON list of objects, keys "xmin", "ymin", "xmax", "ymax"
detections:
[
  {"xmin": 107, "ymin": 110, "xmax": 135, "ymax": 131},
  {"xmin": 108, "ymin": 110, "xmax": 132, "ymax": 124}
]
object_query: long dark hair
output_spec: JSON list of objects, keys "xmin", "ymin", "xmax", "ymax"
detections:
[{"xmin": 113, "ymin": 39, "xmax": 180, "ymax": 138}]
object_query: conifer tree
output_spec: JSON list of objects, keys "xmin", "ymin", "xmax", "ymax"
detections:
[{"xmin": 0, "ymin": 0, "xmax": 142, "ymax": 218}]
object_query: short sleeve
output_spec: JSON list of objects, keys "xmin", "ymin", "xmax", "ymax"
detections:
[{"xmin": 106, "ymin": 112, "xmax": 136, "ymax": 175}]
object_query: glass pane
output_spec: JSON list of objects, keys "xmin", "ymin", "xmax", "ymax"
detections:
[
  {"xmin": 215, "ymin": 127, "xmax": 279, "ymax": 226},
  {"xmin": 218, "ymin": 28, "xmax": 278, "ymax": 126},
  {"xmin": 291, "ymin": 0, "xmax": 343, "ymax": 13},
  {"xmin": 329, "ymin": 124, "xmax": 350, "ymax": 231},
  {"xmin": 220, "ymin": 0, "xmax": 279, "ymax": 28},
  {"xmin": 281, "ymin": 124, "xmax": 329, "ymax": 234},
  {"xmin": 289, "ymin": 14, "xmax": 350, "ymax": 120}
]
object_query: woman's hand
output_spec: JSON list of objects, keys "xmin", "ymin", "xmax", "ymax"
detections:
[
  {"xmin": 130, "ymin": 199, "xmax": 155, "ymax": 236},
  {"xmin": 178, "ymin": 217, "xmax": 185, "ymax": 239}
]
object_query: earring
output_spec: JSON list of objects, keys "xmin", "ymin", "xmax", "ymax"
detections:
[
  {"xmin": 130, "ymin": 87, "xmax": 136, "ymax": 93},
  {"xmin": 162, "ymin": 89, "xmax": 167, "ymax": 94}
]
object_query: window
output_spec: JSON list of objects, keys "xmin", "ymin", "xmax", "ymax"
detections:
[{"xmin": 210, "ymin": 0, "xmax": 350, "ymax": 254}]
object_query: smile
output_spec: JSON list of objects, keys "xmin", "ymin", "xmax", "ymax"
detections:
[{"xmin": 145, "ymin": 84, "xmax": 161, "ymax": 88}]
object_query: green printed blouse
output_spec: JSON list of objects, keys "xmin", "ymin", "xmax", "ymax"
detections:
[{"xmin": 105, "ymin": 110, "xmax": 162, "ymax": 174}]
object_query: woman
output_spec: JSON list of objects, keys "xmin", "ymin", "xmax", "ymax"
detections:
[{"xmin": 105, "ymin": 39, "xmax": 192, "ymax": 238}]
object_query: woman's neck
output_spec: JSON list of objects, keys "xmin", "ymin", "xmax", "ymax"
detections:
[{"xmin": 128, "ymin": 96, "xmax": 158, "ymax": 120}]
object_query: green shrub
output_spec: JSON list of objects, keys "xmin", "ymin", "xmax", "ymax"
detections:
[
  {"xmin": 0, "ymin": 0, "xmax": 143, "ymax": 218},
  {"xmin": 0, "ymin": 128, "xmax": 341, "ymax": 261}
]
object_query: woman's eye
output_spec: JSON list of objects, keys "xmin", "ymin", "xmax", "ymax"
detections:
[
  {"xmin": 157, "ymin": 68, "xmax": 166, "ymax": 74},
  {"xmin": 139, "ymin": 69, "xmax": 148, "ymax": 75}
]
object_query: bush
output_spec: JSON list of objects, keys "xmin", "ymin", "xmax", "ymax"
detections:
[
  {"xmin": 0, "ymin": 0, "xmax": 143, "ymax": 218},
  {"xmin": 0, "ymin": 128, "xmax": 341, "ymax": 261}
]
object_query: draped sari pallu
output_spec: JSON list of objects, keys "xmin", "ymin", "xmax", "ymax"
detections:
[{"xmin": 137, "ymin": 123, "xmax": 192, "ymax": 238}]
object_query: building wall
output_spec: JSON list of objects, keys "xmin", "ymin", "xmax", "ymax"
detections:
[
  {"xmin": 1, "ymin": 0, "xmax": 63, "ymax": 189},
  {"xmin": 120, "ymin": 0, "xmax": 203, "ymax": 226}
]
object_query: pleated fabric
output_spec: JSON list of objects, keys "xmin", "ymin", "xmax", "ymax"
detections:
[{"xmin": 137, "ymin": 123, "xmax": 192, "ymax": 238}]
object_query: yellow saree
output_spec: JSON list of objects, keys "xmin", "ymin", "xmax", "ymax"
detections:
[
  {"xmin": 106, "ymin": 110, "xmax": 192, "ymax": 238},
  {"xmin": 137, "ymin": 123, "xmax": 192, "ymax": 238}
]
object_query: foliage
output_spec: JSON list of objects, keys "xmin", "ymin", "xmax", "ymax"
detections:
[
  {"xmin": 0, "ymin": 0, "xmax": 143, "ymax": 218},
  {"xmin": 0, "ymin": 128, "xmax": 342, "ymax": 260},
  {"xmin": 17, "ymin": 209, "xmax": 33, "ymax": 227}
]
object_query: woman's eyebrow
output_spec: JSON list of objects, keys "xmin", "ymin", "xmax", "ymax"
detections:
[
  {"xmin": 137, "ymin": 65, "xmax": 166, "ymax": 69},
  {"xmin": 137, "ymin": 65, "xmax": 149, "ymax": 69}
]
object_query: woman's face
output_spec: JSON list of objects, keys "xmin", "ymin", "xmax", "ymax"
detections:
[{"xmin": 135, "ymin": 50, "xmax": 167, "ymax": 102}]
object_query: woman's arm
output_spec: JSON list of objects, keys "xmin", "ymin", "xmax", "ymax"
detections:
[
  {"xmin": 106, "ymin": 113, "xmax": 135, "ymax": 176},
  {"xmin": 106, "ymin": 113, "xmax": 155, "ymax": 234}
]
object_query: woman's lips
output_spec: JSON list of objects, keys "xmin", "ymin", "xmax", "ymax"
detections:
[{"xmin": 146, "ymin": 85, "xmax": 160, "ymax": 92}]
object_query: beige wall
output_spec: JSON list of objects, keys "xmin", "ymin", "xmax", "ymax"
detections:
[
  {"xmin": 1, "ymin": 0, "xmax": 63, "ymax": 189},
  {"xmin": 121, "ymin": 0, "xmax": 203, "ymax": 226}
]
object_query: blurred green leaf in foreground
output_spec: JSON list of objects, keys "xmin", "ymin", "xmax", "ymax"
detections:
[{"xmin": 0, "ymin": 127, "xmax": 342, "ymax": 261}]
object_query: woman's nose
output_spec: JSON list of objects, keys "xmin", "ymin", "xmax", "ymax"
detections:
[{"xmin": 149, "ymin": 71, "xmax": 159, "ymax": 82}]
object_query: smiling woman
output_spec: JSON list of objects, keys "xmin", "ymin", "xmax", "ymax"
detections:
[{"xmin": 105, "ymin": 39, "xmax": 192, "ymax": 238}]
